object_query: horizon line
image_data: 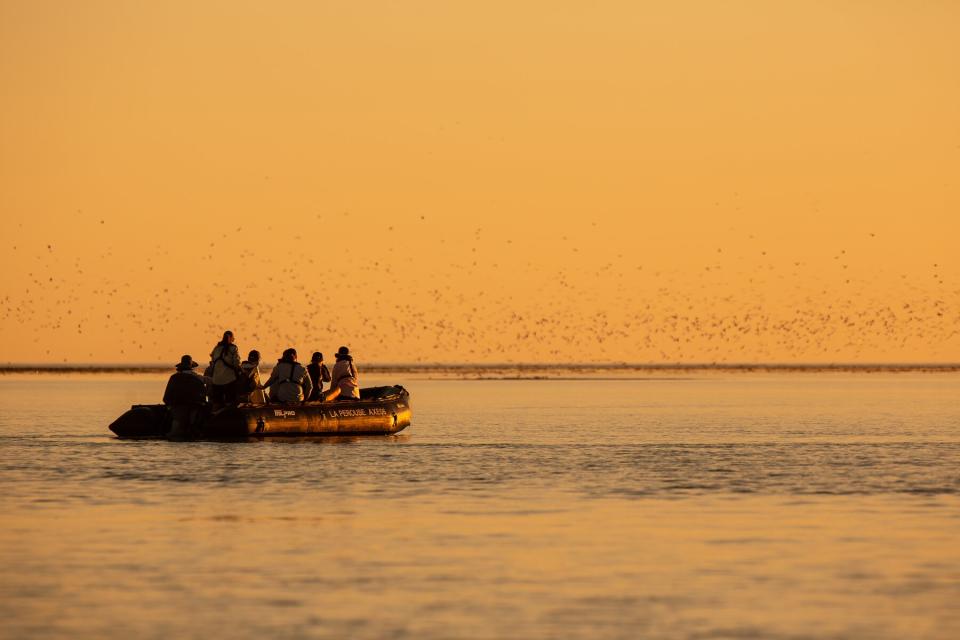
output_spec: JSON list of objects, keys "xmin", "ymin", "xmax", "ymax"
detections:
[{"xmin": 2, "ymin": 362, "xmax": 960, "ymax": 373}]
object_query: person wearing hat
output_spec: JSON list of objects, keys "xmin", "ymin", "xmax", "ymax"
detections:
[
  {"xmin": 162, "ymin": 355, "xmax": 208, "ymax": 440},
  {"xmin": 324, "ymin": 346, "xmax": 360, "ymax": 401},
  {"xmin": 306, "ymin": 351, "xmax": 331, "ymax": 401},
  {"xmin": 261, "ymin": 348, "xmax": 313, "ymax": 404}
]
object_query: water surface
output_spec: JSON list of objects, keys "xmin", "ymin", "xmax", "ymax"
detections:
[{"xmin": 2, "ymin": 372, "xmax": 959, "ymax": 638}]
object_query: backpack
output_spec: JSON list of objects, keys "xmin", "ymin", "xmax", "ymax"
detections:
[{"xmin": 208, "ymin": 342, "xmax": 242, "ymax": 379}]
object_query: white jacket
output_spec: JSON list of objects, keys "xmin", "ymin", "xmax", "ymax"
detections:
[
  {"xmin": 240, "ymin": 361, "xmax": 266, "ymax": 404},
  {"xmin": 330, "ymin": 358, "xmax": 360, "ymax": 399},
  {"xmin": 209, "ymin": 342, "xmax": 241, "ymax": 385},
  {"xmin": 265, "ymin": 360, "xmax": 313, "ymax": 403}
]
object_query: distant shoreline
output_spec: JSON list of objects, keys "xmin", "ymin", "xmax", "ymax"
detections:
[{"xmin": 2, "ymin": 363, "xmax": 959, "ymax": 376}]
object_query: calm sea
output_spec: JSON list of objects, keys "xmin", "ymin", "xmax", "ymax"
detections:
[{"xmin": 1, "ymin": 371, "xmax": 959, "ymax": 639}]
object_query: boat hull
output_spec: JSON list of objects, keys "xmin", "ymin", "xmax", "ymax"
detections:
[{"xmin": 108, "ymin": 386, "xmax": 411, "ymax": 439}]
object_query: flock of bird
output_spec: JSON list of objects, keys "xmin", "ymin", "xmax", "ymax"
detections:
[{"xmin": 2, "ymin": 212, "xmax": 957, "ymax": 364}]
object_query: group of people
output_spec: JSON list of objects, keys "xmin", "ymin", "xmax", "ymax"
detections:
[{"xmin": 163, "ymin": 330, "xmax": 361, "ymax": 413}]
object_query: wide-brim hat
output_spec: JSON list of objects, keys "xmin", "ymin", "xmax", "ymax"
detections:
[{"xmin": 176, "ymin": 355, "xmax": 199, "ymax": 371}]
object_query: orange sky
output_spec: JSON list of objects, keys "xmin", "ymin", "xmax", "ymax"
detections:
[{"xmin": 1, "ymin": 1, "xmax": 958, "ymax": 364}]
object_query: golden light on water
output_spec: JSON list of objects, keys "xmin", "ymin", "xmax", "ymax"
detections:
[{"xmin": 2, "ymin": 1, "xmax": 958, "ymax": 363}]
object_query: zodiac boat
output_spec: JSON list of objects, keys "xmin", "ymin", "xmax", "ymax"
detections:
[{"xmin": 108, "ymin": 385, "xmax": 411, "ymax": 439}]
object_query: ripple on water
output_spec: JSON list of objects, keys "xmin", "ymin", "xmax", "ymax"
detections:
[{"xmin": 2, "ymin": 375, "xmax": 960, "ymax": 639}]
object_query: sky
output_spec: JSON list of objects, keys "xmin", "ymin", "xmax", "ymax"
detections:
[{"xmin": 1, "ymin": 0, "xmax": 958, "ymax": 364}]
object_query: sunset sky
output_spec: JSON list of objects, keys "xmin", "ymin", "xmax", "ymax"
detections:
[{"xmin": 2, "ymin": 1, "xmax": 958, "ymax": 364}]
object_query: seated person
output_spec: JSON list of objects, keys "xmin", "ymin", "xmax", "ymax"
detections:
[
  {"xmin": 238, "ymin": 350, "xmax": 266, "ymax": 404},
  {"xmin": 261, "ymin": 348, "xmax": 313, "ymax": 404},
  {"xmin": 323, "ymin": 346, "xmax": 360, "ymax": 401},
  {"xmin": 306, "ymin": 351, "xmax": 331, "ymax": 401},
  {"xmin": 163, "ymin": 355, "xmax": 207, "ymax": 439}
]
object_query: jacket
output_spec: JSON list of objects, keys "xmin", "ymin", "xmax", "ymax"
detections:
[
  {"xmin": 264, "ymin": 359, "xmax": 313, "ymax": 403},
  {"xmin": 239, "ymin": 361, "xmax": 266, "ymax": 404},
  {"xmin": 209, "ymin": 342, "xmax": 241, "ymax": 385},
  {"xmin": 307, "ymin": 362, "xmax": 331, "ymax": 400},
  {"xmin": 163, "ymin": 370, "xmax": 207, "ymax": 406},
  {"xmin": 330, "ymin": 358, "xmax": 360, "ymax": 399}
]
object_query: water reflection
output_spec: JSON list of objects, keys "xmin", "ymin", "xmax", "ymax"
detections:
[{"xmin": 1, "ymin": 373, "xmax": 959, "ymax": 639}]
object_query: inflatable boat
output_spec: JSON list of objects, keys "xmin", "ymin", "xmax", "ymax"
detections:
[{"xmin": 109, "ymin": 385, "xmax": 411, "ymax": 439}]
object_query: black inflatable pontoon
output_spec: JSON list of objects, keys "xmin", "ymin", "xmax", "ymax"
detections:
[{"xmin": 109, "ymin": 385, "xmax": 411, "ymax": 439}]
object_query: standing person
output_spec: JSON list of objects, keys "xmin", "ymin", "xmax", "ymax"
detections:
[
  {"xmin": 306, "ymin": 352, "xmax": 331, "ymax": 401},
  {"xmin": 162, "ymin": 355, "xmax": 207, "ymax": 440},
  {"xmin": 261, "ymin": 348, "xmax": 313, "ymax": 404},
  {"xmin": 238, "ymin": 350, "xmax": 266, "ymax": 405},
  {"xmin": 208, "ymin": 330, "xmax": 241, "ymax": 409},
  {"xmin": 324, "ymin": 346, "xmax": 360, "ymax": 401}
]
